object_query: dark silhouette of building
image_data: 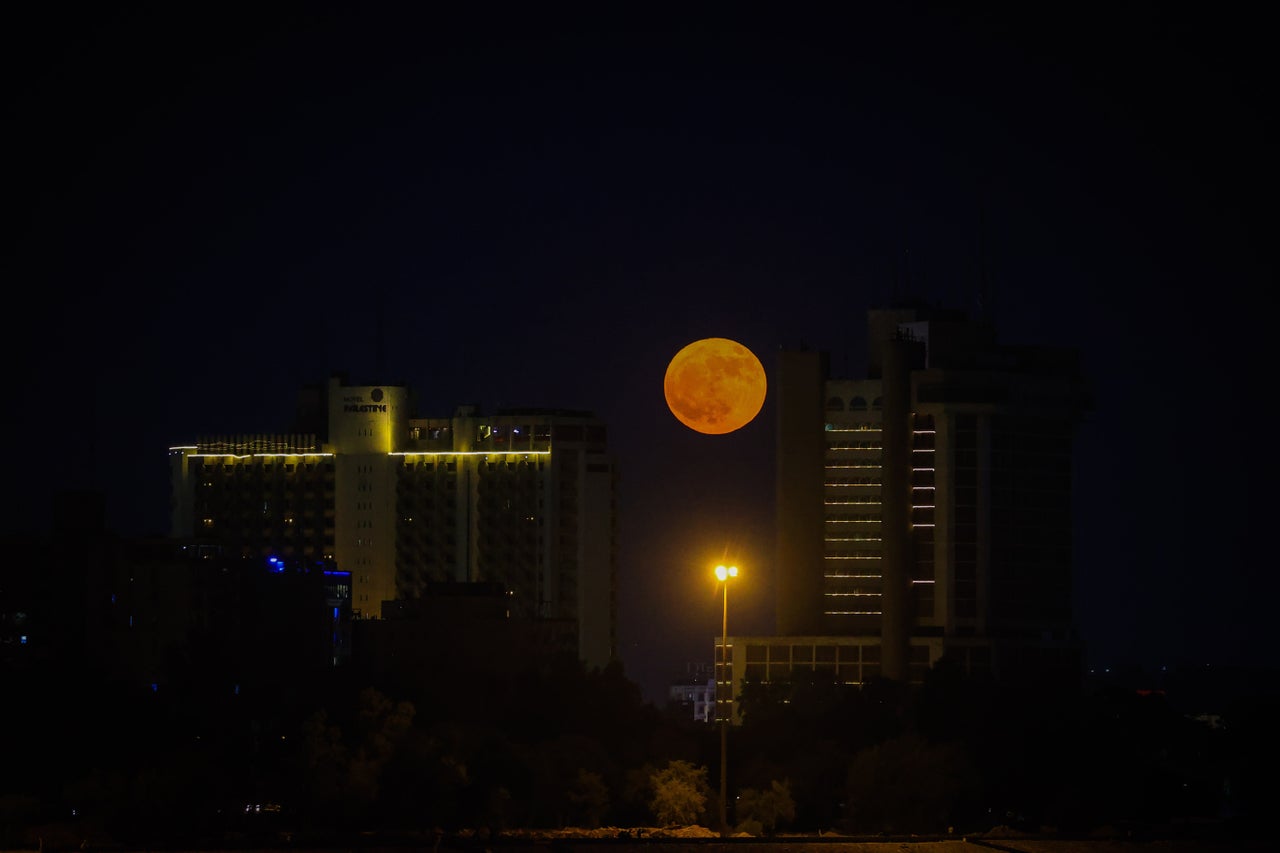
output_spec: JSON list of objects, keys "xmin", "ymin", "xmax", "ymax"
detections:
[
  {"xmin": 351, "ymin": 580, "xmax": 580, "ymax": 708},
  {"xmin": 0, "ymin": 490, "xmax": 349, "ymax": 689},
  {"xmin": 720, "ymin": 302, "xmax": 1090, "ymax": 721}
]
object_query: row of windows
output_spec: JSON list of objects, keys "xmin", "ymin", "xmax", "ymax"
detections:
[
  {"xmin": 741, "ymin": 643, "xmax": 930, "ymax": 665},
  {"xmin": 196, "ymin": 518, "xmax": 334, "ymax": 539},
  {"xmin": 399, "ymin": 459, "xmax": 548, "ymax": 473},
  {"xmin": 196, "ymin": 485, "xmax": 334, "ymax": 500},
  {"xmin": 826, "ymin": 396, "xmax": 884, "ymax": 411},
  {"xmin": 194, "ymin": 456, "xmax": 333, "ymax": 468},
  {"xmin": 194, "ymin": 463, "xmax": 333, "ymax": 476},
  {"xmin": 745, "ymin": 643, "xmax": 878, "ymax": 663},
  {"xmin": 743, "ymin": 661, "xmax": 877, "ymax": 683},
  {"xmin": 408, "ymin": 425, "xmax": 451, "ymax": 441},
  {"xmin": 225, "ymin": 507, "xmax": 327, "ymax": 525},
  {"xmin": 477, "ymin": 425, "xmax": 550, "ymax": 440},
  {"xmin": 739, "ymin": 657, "xmax": 933, "ymax": 686}
]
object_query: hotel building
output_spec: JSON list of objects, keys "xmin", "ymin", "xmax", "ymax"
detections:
[
  {"xmin": 169, "ymin": 375, "xmax": 618, "ymax": 670},
  {"xmin": 718, "ymin": 303, "xmax": 1090, "ymax": 721}
]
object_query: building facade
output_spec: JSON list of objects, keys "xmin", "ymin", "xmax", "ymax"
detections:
[
  {"xmin": 170, "ymin": 375, "xmax": 618, "ymax": 669},
  {"xmin": 719, "ymin": 303, "xmax": 1089, "ymax": 723},
  {"xmin": 1, "ymin": 493, "xmax": 350, "ymax": 691},
  {"xmin": 667, "ymin": 662, "xmax": 717, "ymax": 722}
]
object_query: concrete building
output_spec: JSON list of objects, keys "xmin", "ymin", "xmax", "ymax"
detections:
[
  {"xmin": 170, "ymin": 374, "xmax": 618, "ymax": 670},
  {"xmin": 668, "ymin": 662, "xmax": 717, "ymax": 722},
  {"xmin": 351, "ymin": 581, "xmax": 581, "ymax": 706},
  {"xmin": 719, "ymin": 302, "xmax": 1090, "ymax": 722},
  {"xmin": 0, "ymin": 492, "xmax": 350, "ymax": 689}
]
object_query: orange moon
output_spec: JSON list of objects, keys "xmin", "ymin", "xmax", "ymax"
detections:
[{"xmin": 664, "ymin": 338, "xmax": 767, "ymax": 435}]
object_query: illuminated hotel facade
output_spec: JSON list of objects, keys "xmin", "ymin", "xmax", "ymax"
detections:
[
  {"xmin": 718, "ymin": 303, "xmax": 1089, "ymax": 722},
  {"xmin": 169, "ymin": 375, "xmax": 617, "ymax": 670}
]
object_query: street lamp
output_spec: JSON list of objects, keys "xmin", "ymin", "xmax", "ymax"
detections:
[{"xmin": 715, "ymin": 563, "xmax": 738, "ymax": 837}]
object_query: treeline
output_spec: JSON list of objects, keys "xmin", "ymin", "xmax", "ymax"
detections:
[{"xmin": 1, "ymin": 655, "xmax": 1277, "ymax": 848}]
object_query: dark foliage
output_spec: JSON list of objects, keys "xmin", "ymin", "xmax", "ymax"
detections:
[{"xmin": 2, "ymin": 650, "xmax": 1276, "ymax": 845}]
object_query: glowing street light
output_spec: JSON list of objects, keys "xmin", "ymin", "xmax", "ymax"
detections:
[{"xmin": 714, "ymin": 563, "xmax": 738, "ymax": 836}]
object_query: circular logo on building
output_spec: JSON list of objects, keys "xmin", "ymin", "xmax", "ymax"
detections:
[{"xmin": 371, "ymin": 388, "xmax": 384, "ymax": 402}]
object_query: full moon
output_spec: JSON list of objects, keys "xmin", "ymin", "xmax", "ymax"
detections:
[{"xmin": 664, "ymin": 337, "xmax": 767, "ymax": 435}]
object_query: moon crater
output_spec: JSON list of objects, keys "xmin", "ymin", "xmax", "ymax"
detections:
[{"xmin": 664, "ymin": 338, "xmax": 767, "ymax": 435}]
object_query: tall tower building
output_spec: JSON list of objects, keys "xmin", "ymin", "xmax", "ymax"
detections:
[
  {"xmin": 170, "ymin": 375, "xmax": 618, "ymax": 669},
  {"xmin": 730, "ymin": 302, "xmax": 1090, "ymax": 718}
]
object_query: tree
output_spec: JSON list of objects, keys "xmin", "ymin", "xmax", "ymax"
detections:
[
  {"xmin": 735, "ymin": 778, "xmax": 796, "ymax": 836},
  {"xmin": 299, "ymin": 708, "xmax": 351, "ymax": 822},
  {"xmin": 349, "ymin": 687, "xmax": 416, "ymax": 806},
  {"xmin": 844, "ymin": 732, "xmax": 977, "ymax": 833},
  {"xmin": 567, "ymin": 768, "xmax": 610, "ymax": 828},
  {"xmin": 295, "ymin": 688, "xmax": 418, "ymax": 830},
  {"xmin": 648, "ymin": 760, "xmax": 710, "ymax": 826}
]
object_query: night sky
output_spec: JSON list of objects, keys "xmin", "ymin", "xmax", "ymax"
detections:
[{"xmin": 6, "ymin": 4, "xmax": 1271, "ymax": 703}]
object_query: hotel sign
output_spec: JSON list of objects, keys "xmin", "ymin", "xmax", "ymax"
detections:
[{"xmin": 343, "ymin": 388, "xmax": 387, "ymax": 413}]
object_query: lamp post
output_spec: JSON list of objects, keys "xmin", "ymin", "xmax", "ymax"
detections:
[{"xmin": 715, "ymin": 563, "xmax": 738, "ymax": 837}]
